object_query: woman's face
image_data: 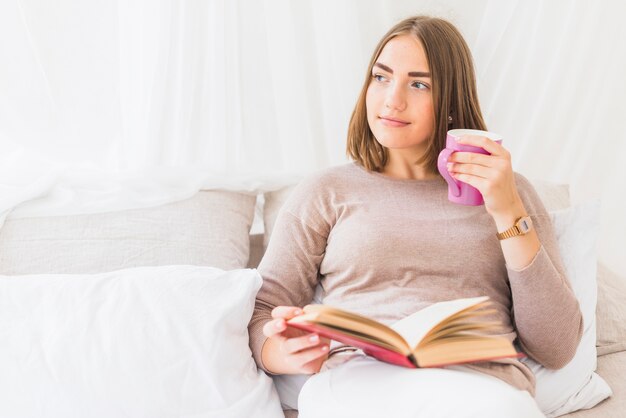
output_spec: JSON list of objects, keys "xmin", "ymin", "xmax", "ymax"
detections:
[{"xmin": 366, "ymin": 35, "xmax": 435, "ymax": 154}]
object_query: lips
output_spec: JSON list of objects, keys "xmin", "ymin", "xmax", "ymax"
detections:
[{"xmin": 379, "ymin": 116, "xmax": 410, "ymax": 127}]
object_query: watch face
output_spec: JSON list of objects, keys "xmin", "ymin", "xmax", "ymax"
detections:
[{"xmin": 518, "ymin": 217, "xmax": 532, "ymax": 233}]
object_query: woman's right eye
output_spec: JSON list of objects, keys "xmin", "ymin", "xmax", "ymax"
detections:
[{"xmin": 372, "ymin": 74, "xmax": 386, "ymax": 82}]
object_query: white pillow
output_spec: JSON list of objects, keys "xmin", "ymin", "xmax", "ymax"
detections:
[
  {"xmin": 0, "ymin": 265, "xmax": 283, "ymax": 418},
  {"xmin": 522, "ymin": 200, "xmax": 612, "ymax": 416}
]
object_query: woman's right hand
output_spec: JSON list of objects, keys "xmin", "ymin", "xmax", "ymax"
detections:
[{"xmin": 261, "ymin": 306, "xmax": 330, "ymax": 375}]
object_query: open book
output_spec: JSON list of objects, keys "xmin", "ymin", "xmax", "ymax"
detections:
[{"xmin": 286, "ymin": 296, "xmax": 524, "ymax": 368}]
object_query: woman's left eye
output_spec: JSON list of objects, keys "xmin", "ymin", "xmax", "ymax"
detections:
[{"xmin": 411, "ymin": 81, "xmax": 429, "ymax": 90}]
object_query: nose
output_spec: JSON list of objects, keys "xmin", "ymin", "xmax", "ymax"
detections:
[{"xmin": 384, "ymin": 81, "xmax": 407, "ymax": 111}]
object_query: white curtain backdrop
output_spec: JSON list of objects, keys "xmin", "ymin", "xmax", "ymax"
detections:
[{"xmin": 1, "ymin": 0, "xmax": 625, "ymax": 275}]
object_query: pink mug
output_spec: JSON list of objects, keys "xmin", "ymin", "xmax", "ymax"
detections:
[{"xmin": 437, "ymin": 129, "xmax": 503, "ymax": 206}]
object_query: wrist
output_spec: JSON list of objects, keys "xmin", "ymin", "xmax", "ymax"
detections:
[
  {"xmin": 491, "ymin": 201, "xmax": 528, "ymax": 233},
  {"xmin": 261, "ymin": 337, "xmax": 287, "ymax": 374}
]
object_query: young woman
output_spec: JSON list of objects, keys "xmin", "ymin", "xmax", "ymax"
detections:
[{"xmin": 248, "ymin": 15, "xmax": 582, "ymax": 417}]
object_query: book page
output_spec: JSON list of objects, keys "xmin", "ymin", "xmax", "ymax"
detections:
[
  {"xmin": 292, "ymin": 306, "xmax": 410, "ymax": 352},
  {"xmin": 390, "ymin": 296, "xmax": 489, "ymax": 349}
]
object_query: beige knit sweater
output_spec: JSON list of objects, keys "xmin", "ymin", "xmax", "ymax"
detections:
[{"xmin": 248, "ymin": 162, "xmax": 583, "ymax": 395}]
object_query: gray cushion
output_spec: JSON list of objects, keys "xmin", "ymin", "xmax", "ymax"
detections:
[
  {"xmin": 0, "ymin": 191, "xmax": 256, "ymax": 273},
  {"xmin": 530, "ymin": 179, "xmax": 570, "ymax": 211},
  {"xmin": 595, "ymin": 263, "xmax": 626, "ymax": 356},
  {"xmin": 263, "ymin": 186, "xmax": 296, "ymax": 250}
]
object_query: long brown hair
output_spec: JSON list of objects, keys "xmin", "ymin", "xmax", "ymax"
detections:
[{"xmin": 346, "ymin": 16, "xmax": 486, "ymax": 174}]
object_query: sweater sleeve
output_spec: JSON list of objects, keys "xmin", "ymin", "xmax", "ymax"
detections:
[
  {"xmin": 247, "ymin": 175, "xmax": 334, "ymax": 373},
  {"xmin": 507, "ymin": 174, "xmax": 584, "ymax": 369}
]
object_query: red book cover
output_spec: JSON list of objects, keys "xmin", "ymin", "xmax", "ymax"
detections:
[{"xmin": 287, "ymin": 321, "xmax": 416, "ymax": 368}]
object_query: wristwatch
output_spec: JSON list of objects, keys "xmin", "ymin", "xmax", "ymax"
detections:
[{"xmin": 496, "ymin": 216, "xmax": 533, "ymax": 240}]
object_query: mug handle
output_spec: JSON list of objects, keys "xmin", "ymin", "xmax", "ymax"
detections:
[{"xmin": 437, "ymin": 148, "xmax": 461, "ymax": 197}]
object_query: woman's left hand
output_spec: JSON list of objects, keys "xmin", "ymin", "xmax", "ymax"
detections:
[{"xmin": 445, "ymin": 135, "xmax": 524, "ymax": 218}]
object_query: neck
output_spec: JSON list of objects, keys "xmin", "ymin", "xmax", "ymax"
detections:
[{"xmin": 382, "ymin": 150, "xmax": 438, "ymax": 180}]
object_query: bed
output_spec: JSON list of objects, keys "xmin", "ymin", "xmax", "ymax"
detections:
[{"xmin": 0, "ymin": 181, "xmax": 623, "ymax": 417}]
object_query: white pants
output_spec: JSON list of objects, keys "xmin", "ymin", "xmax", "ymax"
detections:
[{"xmin": 296, "ymin": 354, "xmax": 545, "ymax": 418}]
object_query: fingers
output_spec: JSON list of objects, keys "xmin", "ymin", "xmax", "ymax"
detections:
[
  {"xmin": 456, "ymin": 135, "xmax": 508, "ymax": 157},
  {"xmin": 262, "ymin": 320, "xmax": 330, "ymax": 374},
  {"xmin": 448, "ymin": 151, "xmax": 509, "ymax": 169},
  {"xmin": 263, "ymin": 306, "xmax": 305, "ymax": 338},
  {"xmin": 271, "ymin": 306, "xmax": 303, "ymax": 320},
  {"xmin": 289, "ymin": 344, "xmax": 330, "ymax": 370},
  {"xmin": 263, "ymin": 317, "xmax": 289, "ymax": 338},
  {"xmin": 447, "ymin": 162, "xmax": 493, "ymax": 179},
  {"xmin": 282, "ymin": 333, "xmax": 326, "ymax": 354},
  {"xmin": 447, "ymin": 151, "xmax": 491, "ymax": 166},
  {"xmin": 447, "ymin": 145, "xmax": 511, "ymax": 180},
  {"xmin": 450, "ymin": 172, "xmax": 490, "ymax": 192},
  {"xmin": 262, "ymin": 305, "xmax": 330, "ymax": 374}
]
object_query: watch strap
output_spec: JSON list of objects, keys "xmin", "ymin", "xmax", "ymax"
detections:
[{"xmin": 496, "ymin": 216, "xmax": 532, "ymax": 241}]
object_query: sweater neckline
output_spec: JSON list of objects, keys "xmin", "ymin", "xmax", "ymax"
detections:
[{"xmin": 352, "ymin": 162, "xmax": 445, "ymax": 186}]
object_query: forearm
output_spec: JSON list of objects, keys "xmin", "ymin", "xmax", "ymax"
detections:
[
  {"xmin": 507, "ymin": 246, "xmax": 583, "ymax": 368},
  {"xmin": 491, "ymin": 199, "xmax": 583, "ymax": 368}
]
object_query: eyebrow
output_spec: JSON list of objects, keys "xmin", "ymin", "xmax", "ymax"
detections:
[{"xmin": 374, "ymin": 62, "xmax": 430, "ymax": 78}]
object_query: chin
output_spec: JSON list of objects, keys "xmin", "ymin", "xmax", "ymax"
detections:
[{"xmin": 374, "ymin": 136, "xmax": 422, "ymax": 149}]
